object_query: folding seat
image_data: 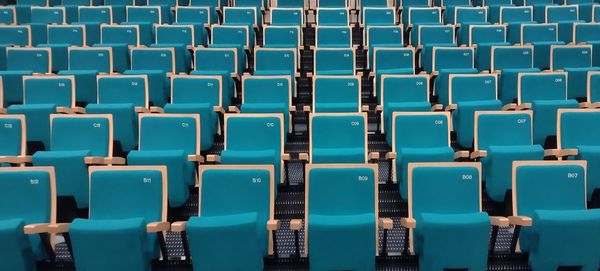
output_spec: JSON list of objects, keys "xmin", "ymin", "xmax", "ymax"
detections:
[
  {"xmin": 365, "ymin": 25, "xmax": 404, "ymax": 70},
  {"xmin": 172, "ymin": 165, "xmax": 278, "ymax": 271},
  {"xmin": 0, "ymin": 25, "xmax": 31, "ymax": 71},
  {"xmin": 0, "ymin": 166, "xmax": 57, "ymax": 270},
  {"xmin": 454, "ymin": 6, "xmax": 488, "ymax": 45},
  {"xmin": 372, "ymin": 48, "xmax": 415, "ymax": 103},
  {"xmin": 315, "ymin": 26, "xmax": 352, "ymax": 48},
  {"xmin": 441, "ymin": 0, "xmax": 471, "ymax": 24},
  {"xmin": 7, "ymin": 76, "xmax": 83, "ymax": 150},
  {"xmin": 388, "ymin": 112, "xmax": 467, "ymax": 199},
  {"xmin": 0, "ymin": 6, "xmax": 16, "ymax": 24},
  {"xmin": 223, "ymin": 6, "xmax": 260, "ymax": 29},
  {"xmin": 380, "ymin": 74, "xmax": 432, "ymax": 144},
  {"xmin": 361, "ymin": 7, "xmax": 396, "ymax": 27},
  {"xmin": 491, "ymin": 45, "xmax": 539, "ymax": 104},
  {"xmin": 59, "ymin": 166, "xmax": 169, "ymax": 271},
  {"xmin": 403, "ymin": 162, "xmax": 505, "ymax": 271},
  {"xmin": 152, "ymin": 25, "xmax": 195, "ymax": 72},
  {"xmin": 550, "ymin": 45, "xmax": 600, "ymax": 100},
  {"xmin": 412, "ymin": 24, "xmax": 455, "ymax": 48},
  {"xmin": 124, "ymin": 47, "xmax": 175, "ymax": 108},
  {"xmin": 38, "ymin": 25, "xmax": 86, "ymax": 72},
  {"xmin": 263, "ymin": 25, "xmax": 301, "ymax": 50},
  {"xmin": 516, "ymin": 71, "xmax": 579, "ymax": 145},
  {"xmin": 27, "ymin": 7, "xmax": 66, "ymax": 46},
  {"xmin": 211, "ymin": 113, "xmax": 286, "ymax": 186},
  {"xmin": 125, "ymin": 6, "xmax": 163, "ymax": 45},
  {"xmin": 192, "ymin": 47, "xmax": 238, "ymax": 100},
  {"xmin": 232, "ymin": 0, "xmax": 265, "ymax": 19},
  {"xmin": 403, "ymin": 7, "xmax": 442, "ymax": 35},
  {"xmin": 446, "ymin": 73, "xmax": 503, "ymax": 149},
  {"xmin": 57, "ymin": 47, "xmax": 112, "ymax": 106},
  {"xmin": 77, "ymin": 6, "xmax": 112, "ymax": 46},
  {"xmin": 237, "ymin": 76, "xmax": 293, "ymax": 134},
  {"xmin": 104, "ymin": 0, "xmax": 133, "ymax": 23},
  {"xmin": 0, "ymin": 47, "xmax": 51, "ymax": 106},
  {"xmin": 469, "ymin": 25, "xmax": 510, "ymax": 71},
  {"xmin": 521, "ymin": 23, "xmax": 565, "ymax": 70},
  {"xmin": 313, "ymin": 76, "xmax": 361, "ymax": 113},
  {"xmin": 510, "ymin": 161, "xmax": 600, "ymax": 271},
  {"xmin": 498, "ymin": 6, "xmax": 534, "ymax": 44},
  {"xmin": 253, "ymin": 48, "xmax": 298, "ymax": 97},
  {"xmin": 471, "ymin": 111, "xmax": 544, "ymax": 205},
  {"xmin": 147, "ymin": 0, "xmax": 178, "ymax": 24},
  {"xmin": 174, "ymin": 7, "xmax": 213, "ymax": 44},
  {"xmin": 430, "ymin": 47, "xmax": 479, "ymax": 106},
  {"xmin": 313, "ymin": 48, "xmax": 356, "ymax": 75},
  {"xmin": 210, "ymin": 25, "xmax": 250, "ymax": 68},
  {"xmin": 270, "ymin": 7, "xmax": 304, "ymax": 26},
  {"xmin": 85, "ymin": 75, "xmax": 149, "ymax": 152},
  {"xmin": 422, "ymin": 43, "xmax": 470, "ymax": 76},
  {"xmin": 588, "ymin": 71, "xmax": 600, "ymax": 105},
  {"xmin": 60, "ymin": 0, "xmax": 97, "ymax": 24},
  {"xmin": 573, "ymin": 22, "xmax": 600, "ymax": 66},
  {"xmin": 316, "ymin": 7, "xmax": 350, "ymax": 26},
  {"xmin": 545, "ymin": 5, "xmax": 582, "ymax": 43},
  {"xmin": 289, "ymin": 164, "xmax": 385, "ymax": 270},
  {"xmin": 96, "ymin": 24, "xmax": 140, "ymax": 72}
]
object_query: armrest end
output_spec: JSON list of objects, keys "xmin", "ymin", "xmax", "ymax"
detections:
[
  {"xmin": 206, "ymin": 155, "xmax": 221, "ymax": 163},
  {"xmin": 47, "ymin": 223, "xmax": 70, "ymax": 233},
  {"xmin": 150, "ymin": 106, "xmax": 164, "ymax": 113},
  {"xmin": 400, "ymin": 217, "xmax": 416, "ymax": 229},
  {"xmin": 489, "ymin": 216, "xmax": 509, "ymax": 227},
  {"xmin": 188, "ymin": 154, "xmax": 205, "ymax": 163},
  {"xmin": 24, "ymin": 223, "xmax": 50, "ymax": 234},
  {"xmin": 470, "ymin": 150, "xmax": 488, "ymax": 159},
  {"xmin": 267, "ymin": 219, "xmax": 281, "ymax": 231},
  {"xmin": 385, "ymin": 152, "xmax": 397, "ymax": 159},
  {"xmin": 290, "ymin": 219, "xmax": 303, "ymax": 231},
  {"xmin": 379, "ymin": 218, "xmax": 393, "ymax": 229},
  {"xmin": 147, "ymin": 221, "xmax": 170, "ymax": 232},
  {"xmin": 299, "ymin": 153, "xmax": 309, "ymax": 161},
  {"xmin": 508, "ymin": 216, "xmax": 532, "ymax": 227},
  {"xmin": 171, "ymin": 221, "xmax": 188, "ymax": 232},
  {"xmin": 454, "ymin": 151, "xmax": 469, "ymax": 160}
]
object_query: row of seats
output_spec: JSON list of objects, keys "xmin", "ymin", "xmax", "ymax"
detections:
[{"xmin": 2, "ymin": 161, "xmax": 599, "ymax": 270}]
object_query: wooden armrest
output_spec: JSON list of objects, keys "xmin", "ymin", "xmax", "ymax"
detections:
[
  {"xmin": 289, "ymin": 105, "xmax": 297, "ymax": 112},
  {"xmin": 376, "ymin": 105, "xmax": 383, "ymax": 112},
  {"xmin": 24, "ymin": 223, "xmax": 50, "ymax": 234},
  {"xmin": 0, "ymin": 155, "xmax": 32, "ymax": 164},
  {"xmin": 147, "ymin": 221, "xmax": 170, "ymax": 232},
  {"xmin": 84, "ymin": 156, "xmax": 126, "ymax": 165},
  {"xmin": 489, "ymin": 216, "xmax": 509, "ymax": 227},
  {"xmin": 302, "ymin": 105, "xmax": 311, "ymax": 112},
  {"xmin": 368, "ymin": 152, "xmax": 380, "ymax": 160},
  {"xmin": 579, "ymin": 102, "xmax": 591, "ymax": 108},
  {"xmin": 206, "ymin": 155, "xmax": 221, "ymax": 163},
  {"xmin": 591, "ymin": 102, "xmax": 600, "ymax": 108},
  {"xmin": 47, "ymin": 223, "xmax": 70, "ymax": 233},
  {"xmin": 57, "ymin": 107, "xmax": 86, "ymax": 114},
  {"xmin": 508, "ymin": 216, "xmax": 532, "ymax": 227},
  {"xmin": 385, "ymin": 152, "xmax": 397, "ymax": 159},
  {"xmin": 517, "ymin": 103, "xmax": 531, "ymax": 110},
  {"xmin": 431, "ymin": 71, "xmax": 439, "ymax": 77},
  {"xmin": 361, "ymin": 105, "xmax": 370, "ymax": 112},
  {"xmin": 213, "ymin": 106, "xmax": 226, "ymax": 114},
  {"xmin": 400, "ymin": 217, "xmax": 416, "ymax": 229},
  {"xmin": 299, "ymin": 153, "xmax": 309, "ymax": 161},
  {"xmin": 544, "ymin": 148, "xmax": 578, "ymax": 158},
  {"xmin": 379, "ymin": 218, "xmax": 393, "ymax": 230},
  {"xmin": 188, "ymin": 154, "xmax": 205, "ymax": 163},
  {"xmin": 0, "ymin": 108, "xmax": 6, "ymax": 114},
  {"xmin": 290, "ymin": 219, "xmax": 303, "ymax": 231},
  {"xmin": 454, "ymin": 151, "xmax": 469, "ymax": 160},
  {"xmin": 470, "ymin": 150, "xmax": 488, "ymax": 159},
  {"xmin": 135, "ymin": 107, "xmax": 150, "ymax": 113},
  {"xmin": 282, "ymin": 153, "xmax": 291, "ymax": 161},
  {"xmin": 431, "ymin": 104, "xmax": 443, "ymax": 111},
  {"xmin": 170, "ymin": 221, "xmax": 188, "ymax": 232},
  {"xmin": 150, "ymin": 106, "xmax": 164, "ymax": 113},
  {"xmin": 445, "ymin": 104, "xmax": 457, "ymax": 111},
  {"xmin": 267, "ymin": 219, "xmax": 280, "ymax": 231},
  {"xmin": 502, "ymin": 103, "xmax": 517, "ymax": 111},
  {"xmin": 228, "ymin": 106, "xmax": 240, "ymax": 113}
]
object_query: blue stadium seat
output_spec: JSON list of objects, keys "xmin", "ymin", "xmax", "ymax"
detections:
[
  {"xmin": 316, "ymin": 7, "xmax": 349, "ymax": 26},
  {"xmin": 153, "ymin": 24, "xmax": 197, "ymax": 68},
  {"xmin": 404, "ymin": 7, "xmax": 442, "ymax": 34},
  {"xmin": 310, "ymin": 113, "xmax": 368, "ymax": 163},
  {"xmin": 521, "ymin": 23, "xmax": 565, "ymax": 70},
  {"xmin": 314, "ymin": 48, "xmax": 355, "ymax": 75},
  {"xmin": 0, "ymin": 114, "xmax": 29, "ymax": 164},
  {"xmin": 545, "ymin": 5, "xmax": 582, "ymax": 43},
  {"xmin": 0, "ymin": 25, "xmax": 31, "ymax": 72},
  {"xmin": 441, "ymin": 0, "xmax": 472, "ymax": 25},
  {"xmin": 0, "ymin": 6, "xmax": 16, "ymax": 24},
  {"xmin": 175, "ymin": 6, "xmax": 213, "ymax": 41},
  {"xmin": 0, "ymin": 47, "xmax": 51, "ymax": 106},
  {"xmin": 270, "ymin": 7, "xmax": 304, "ymax": 25},
  {"xmin": 124, "ymin": 47, "xmax": 176, "ymax": 107},
  {"xmin": 77, "ymin": 6, "xmax": 112, "ymax": 45},
  {"xmin": 263, "ymin": 25, "xmax": 301, "ymax": 49},
  {"xmin": 573, "ymin": 22, "xmax": 600, "ymax": 66},
  {"xmin": 313, "ymin": 76, "xmax": 361, "ymax": 113},
  {"xmin": 253, "ymin": 48, "xmax": 298, "ymax": 96},
  {"xmin": 366, "ymin": 25, "xmax": 404, "ymax": 69},
  {"xmin": 551, "ymin": 44, "xmax": 600, "ymax": 100},
  {"xmin": 28, "ymin": 7, "xmax": 66, "ymax": 45},
  {"xmin": 38, "ymin": 25, "xmax": 85, "ymax": 72},
  {"xmin": 239, "ymin": 76, "xmax": 293, "ymax": 134},
  {"xmin": 498, "ymin": 6, "xmax": 534, "ymax": 44},
  {"xmin": 316, "ymin": 26, "xmax": 352, "ymax": 48},
  {"xmin": 362, "ymin": 7, "xmax": 396, "ymax": 27},
  {"xmin": 588, "ymin": 71, "xmax": 600, "ymax": 104},
  {"xmin": 273, "ymin": 0, "xmax": 305, "ymax": 8},
  {"xmin": 96, "ymin": 24, "xmax": 140, "ymax": 72},
  {"xmin": 210, "ymin": 24, "xmax": 250, "ymax": 67},
  {"xmin": 491, "ymin": 45, "xmax": 540, "ymax": 104},
  {"xmin": 223, "ymin": 6, "xmax": 260, "ymax": 28},
  {"xmin": 58, "ymin": 47, "xmax": 112, "ymax": 106},
  {"xmin": 468, "ymin": 25, "xmax": 510, "ymax": 71},
  {"xmin": 372, "ymin": 47, "xmax": 415, "ymax": 102},
  {"xmin": 413, "ymin": 24, "xmax": 455, "ymax": 48},
  {"xmin": 430, "ymin": 47, "xmax": 478, "ymax": 106},
  {"xmin": 125, "ymin": 6, "xmax": 163, "ymax": 45},
  {"xmin": 192, "ymin": 47, "xmax": 238, "ymax": 100},
  {"xmin": 455, "ymin": 7, "xmax": 489, "ymax": 45}
]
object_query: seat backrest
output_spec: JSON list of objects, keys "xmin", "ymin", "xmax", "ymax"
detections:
[
  {"xmin": 130, "ymin": 47, "xmax": 175, "ymax": 74},
  {"xmin": 518, "ymin": 72, "xmax": 567, "ymax": 103},
  {"xmin": 366, "ymin": 25, "xmax": 403, "ymax": 47},
  {"xmin": 224, "ymin": 113, "xmax": 284, "ymax": 153},
  {"xmin": 392, "ymin": 112, "xmax": 450, "ymax": 150},
  {"xmin": 0, "ymin": 115, "xmax": 26, "ymax": 157},
  {"xmin": 417, "ymin": 25, "xmax": 455, "ymax": 46},
  {"xmin": 47, "ymin": 25, "xmax": 85, "ymax": 46},
  {"xmin": 362, "ymin": 7, "xmax": 396, "ymax": 26},
  {"xmin": 138, "ymin": 114, "xmax": 200, "ymax": 155},
  {"xmin": 314, "ymin": 48, "xmax": 355, "ymax": 75},
  {"xmin": 483, "ymin": 0, "xmax": 512, "ymax": 6},
  {"xmin": 223, "ymin": 6, "xmax": 257, "ymax": 26},
  {"xmin": 594, "ymin": 5, "xmax": 600, "ymax": 22},
  {"xmin": 382, "ymin": 74, "xmax": 429, "ymax": 106},
  {"xmin": 270, "ymin": 7, "xmax": 304, "ymax": 26},
  {"xmin": 189, "ymin": 0, "xmax": 219, "ymax": 7},
  {"xmin": 316, "ymin": 26, "xmax": 352, "ymax": 48},
  {"xmin": 88, "ymin": 166, "xmax": 166, "ymax": 222},
  {"xmin": 194, "ymin": 47, "xmax": 238, "ymax": 75},
  {"xmin": 0, "ymin": 7, "xmax": 16, "ymax": 25},
  {"xmin": 310, "ymin": 113, "xmax": 367, "ymax": 163},
  {"xmin": 254, "ymin": 48, "xmax": 297, "ymax": 74},
  {"xmin": 449, "ymin": 73, "xmax": 497, "ymax": 103},
  {"xmin": 474, "ymin": 110, "xmax": 534, "ymax": 151},
  {"xmin": 589, "ymin": 71, "xmax": 600, "ymax": 103},
  {"xmin": 550, "ymin": 45, "xmax": 592, "ymax": 70},
  {"xmin": 373, "ymin": 47, "xmax": 415, "ymax": 74},
  {"xmin": 68, "ymin": 47, "xmax": 113, "ymax": 73},
  {"xmin": 0, "ymin": 25, "xmax": 31, "ymax": 47},
  {"xmin": 408, "ymin": 7, "xmax": 442, "ymax": 25},
  {"xmin": 317, "ymin": 8, "xmax": 349, "ymax": 26},
  {"xmin": 521, "ymin": 23, "xmax": 559, "ymax": 43},
  {"xmin": 23, "ymin": 76, "xmax": 75, "ymax": 108},
  {"xmin": 126, "ymin": 6, "xmax": 161, "ymax": 24},
  {"xmin": 273, "ymin": 0, "xmax": 305, "ymax": 8},
  {"xmin": 50, "ymin": 114, "xmax": 112, "ymax": 156},
  {"xmin": 211, "ymin": 25, "xmax": 250, "ymax": 48},
  {"xmin": 16, "ymin": 0, "xmax": 47, "ymax": 5},
  {"xmin": 170, "ymin": 75, "xmax": 222, "ymax": 107},
  {"xmin": 0, "ymin": 167, "xmax": 55, "ymax": 226},
  {"xmin": 491, "ymin": 45, "xmax": 534, "ymax": 72},
  {"xmin": 455, "ymin": 7, "xmax": 487, "ymax": 25},
  {"xmin": 558, "ymin": 109, "xmax": 600, "ymax": 149},
  {"xmin": 546, "ymin": 5, "xmax": 578, "ymax": 23},
  {"xmin": 432, "ymin": 47, "xmax": 474, "ymax": 72},
  {"xmin": 361, "ymin": 0, "xmax": 388, "ymax": 8},
  {"xmin": 97, "ymin": 75, "xmax": 149, "ymax": 107},
  {"xmin": 574, "ymin": 23, "xmax": 600, "ymax": 43},
  {"xmin": 175, "ymin": 7, "xmax": 211, "ymax": 25},
  {"xmin": 78, "ymin": 6, "xmax": 112, "ymax": 24},
  {"xmin": 6, "ymin": 47, "xmax": 51, "ymax": 73},
  {"xmin": 100, "ymin": 24, "xmax": 139, "ymax": 46},
  {"xmin": 155, "ymin": 24, "xmax": 194, "ymax": 47},
  {"xmin": 148, "ymin": 0, "xmax": 177, "ymax": 6},
  {"xmin": 400, "ymin": 0, "xmax": 430, "ymax": 7},
  {"xmin": 500, "ymin": 6, "xmax": 533, "ymax": 24},
  {"xmin": 242, "ymin": 76, "xmax": 291, "ymax": 108},
  {"xmin": 313, "ymin": 76, "xmax": 360, "ymax": 113},
  {"xmin": 513, "ymin": 161, "xmax": 587, "ymax": 218},
  {"xmin": 469, "ymin": 24, "xmax": 506, "ymax": 46},
  {"xmin": 263, "ymin": 25, "xmax": 301, "ymax": 48},
  {"xmin": 30, "ymin": 7, "xmax": 66, "ymax": 24}
]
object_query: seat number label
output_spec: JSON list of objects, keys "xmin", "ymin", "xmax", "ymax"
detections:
[
  {"xmin": 462, "ymin": 174, "xmax": 473, "ymax": 180},
  {"xmin": 252, "ymin": 177, "xmax": 262, "ymax": 183},
  {"xmin": 143, "ymin": 178, "xmax": 152, "ymax": 183},
  {"xmin": 30, "ymin": 179, "xmax": 39, "ymax": 185},
  {"xmin": 358, "ymin": 176, "xmax": 368, "ymax": 181},
  {"xmin": 567, "ymin": 173, "xmax": 578, "ymax": 179}
]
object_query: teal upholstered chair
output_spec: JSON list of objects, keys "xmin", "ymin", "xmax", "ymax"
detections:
[
  {"xmin": 0, "ymin": 47, "xmax": 51, "ymax": 106},
  {"xmin": 404, "ymin": 162, "xmax": 496, "ymax": 271},
  {"xmin": 127, "ymin": 114, "xmax": 201, "ymax": 207},
  {"xmin": 511, "ymin": 161, "xmax": 600, "ymax": 271},
  {"xmin": 192, "ymin": 47, "xmax": 238, "ymax": 102},
  {"xmin": 310, "ymin": 113, "xmax": 368, "ymax": 164},
  {"xmin": 0, "ymin": 114, "xmax": 29, "ymax": 165},
  {"xmin": 315, "ymin": 26, "xmax": 352, "ymax": 48},
  {"xmin": 0, "ymin": 167, "xmax": 56, "ymax": 271},
  {"xmin": 491, "ymin": 45, "xmax": 540, "ymax": 104},
  {"xmin": 77, "ymin": 6, "xmax": 112, "ymax": 46},
  {"xmin": 550, "ymin": 44, "xmax": 600, "ymax": 100},
  {"xmin": 430, "ymin": 47, "xmax": 479, "ymax": 107},
  {"xmin": 372, "ymin": 47, "xmax": 415, "ymax": 103},
  {"xmin": 253, "ymin": 48, "xmax": 298, "ymax": 97},
  {"xmin": 520, "ymin": 23, "xmax": 565, "ymax": 70},
  {"xmin": 68, "ymin": 166, "xmax": 169, "ymax": 271},
  {"xmin": 588, "ymin": 71, "xmax": 600, "ymax": 105},
  {"xmin": 95, "ymin": 24, "xmax": 140, "ymax": 72},
  {"xmin": 124, "ymin": 6, "xmax": 162, "ymax": 45},
  {"xmin": 316, "ymin": 7, "xmax": 350, "ymax": 26},
  {"xmin": 58, "ymin": 47, "xmax": 113, "ymax": 106},
  {"xmin": 314, "ymin": 48, "xmax": 355, "ymax": 75},
  {"xmin": 472, "ymin": 111, "xmax": 544, "ymax": 204},
  {"xmin": 124, "ymin": 47, "xmax": 176, "ymax": 107},
  {"xmin": 38, "ymin": 24, "xmax": 85, "ymax": 73},
  {"xmin": 313, "ymin": 76, "xmax": 361, "ymax": 113},
  {"xmin": 174, "ymin": 165, "xmax": 278, "ymax": 271},
  {"xmin": 174, "ymin": 7, "xmax": 211, "ymax": 45},
  {"xmin": 240, "ymin": 75, "xmax": 293, "ymax": 134}
]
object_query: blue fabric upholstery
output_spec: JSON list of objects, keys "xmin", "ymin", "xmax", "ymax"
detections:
[
  {"xmin": 314, "ymin": 76, "xmax": 360, "ymax": 113},
  {"xmin": 311, "ymin": 114, "xmax": 366, "ymax": 163},
  {"xmin": 0, "ymin": 116, "xmax": 24, "ymax": 156}
]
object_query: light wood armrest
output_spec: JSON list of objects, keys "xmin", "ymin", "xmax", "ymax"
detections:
[
  {"xmin": 171, "ymin": 221, "xmax": 188, "ymax": 232},
  {"xmin": 517, "ymin": 103, "xmax": 531, "ymax": 110},
  {"xmin": 299, "ymin": 153, "xmax": 309, "ymax": 161},
  {"xmin": 206, "ymin": 154, "xmax": 221, "ymax": 163},
  {"xmin": 302, "ymin": 105, "xmax": 311, "ymax": 112},
  {"xmin": 385, "ymin": 152, "xmax": 397, "ymax": 159},
  {"xmin": 431, "ymin": 104, "xmax": 443, "ymax": 111},
  {"xmin": 188, "ymin": 154, "xmax": 205, "ymax": 163},
  {"xmin": 454, "ymin": 151, "xmax": 469, "ymax": 160},
  {"xmin": 357, "ymin": 71, "xmax": 364, "ymax": 77},
  {"xmin": 445, "ymin": 104, "xmax": 457, "ymax": 111},
  {"xmin": 267, "ymin": 219, "xmax": 280, "ymax": 231},
  {"xmin": 228, "ymin": 106, "xmax": 240, "ymax": 113},
  {"xmin": 213, "ymin": 106, "xmax": 226, "ymax": 114},
  {"xmin": 591, "ymin": 102, "xmax": 600, "ymax": 108},
  {"xmin": 502, "ymin": 103, "xmax": 517, "ymax": 110},
  {"xmin": 150, "ymin": 106, "xmax": 164, "ymax": 113},
  {"xmin": 431, "ymin": 71, "xmax": 439, "ymax": 77},
  {"xmin": 489, "ymin": 216, "xmax": 509, "ymax": 227},
  {"xmin": 282, "ymin": 153, "xmax": 291, "ymax": 161},
  {"xmin": 135, "ymin": 107, "xmax": 150, "ymax": 113},
  {"xmin": 579, "ymin": 102, "xmax": 591, "ymax": 108},
  {"xmin": 47, "ymin": 223, "xmax": 70, "ymax": 233},
  {"xmin": 368, "ymin": 152, "xmax": 380, "ymax": 160},
  {"xmin": 361, "ymin": 105, "xmax": 370, "ymax": 112},
  {"xmin": 290, "ymin": 219, "xmax": 303, "ymax": 231},
  {"xmin": 0, "ymin": 155, "xmax": 32, "ymax": 164},
  {"xmin": 0, "ymin": 108, "xmax": 6, "ymax": 114},
  {"xmin": 470, "ymin": 150, "xmax": 488, "ymax": 159},
  {"xmin": 57, "ymin": 107, "xmax": 86, "ymax": 114},
  {"xmin": 24, "ymin": 223, "xmax": 50, "ymax": 234},
  {"xmin": 289, "ymin": 105, "xmax": 297, "ymax": 112},
  {"xmin": 84, "ymin": 156, "xmax": 126, "ymax": 165},
  {"xmin": 400, "ymin": 217, "xmax": 416, "ymax": 229},
  {"xmin": 544, "ymin": 148, "xmax": 578, "ymax": 158},
  {"xmin": 508, "ymin": 216, "xmax": 532, "ymax": 227},
  {"xmin": 379, "ymin": 218, "xmax": 393, "ymax": 229},
  {"xmin": 376, "ymin": 105, "xmax": 383, "ymax": 112},
  {"xmin": 147, "ymin": 221, "xmax": 170, "ymax": 232}
]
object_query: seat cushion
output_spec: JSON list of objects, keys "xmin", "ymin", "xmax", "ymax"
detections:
[
  {"xmin": 383, "ymin": 102, "xmax": 432, "ymax": 145},
  {"xmin": 498, "ymin": 68, "xmax": 541, "ymax": 104},
  {"xmin": 397, "ymin": 147, "xmax": 455, "ymax": 200},
  {"xmin": 312, "ymin": 147, "xmax": 365, "ymax": 164},
  {"xmin": 0, "ymin": 218, "xmax": 37, "ymax": 271},
  {"xmin": 58, "ymin": 70, "xmax": 98, "ymax": 105}
]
